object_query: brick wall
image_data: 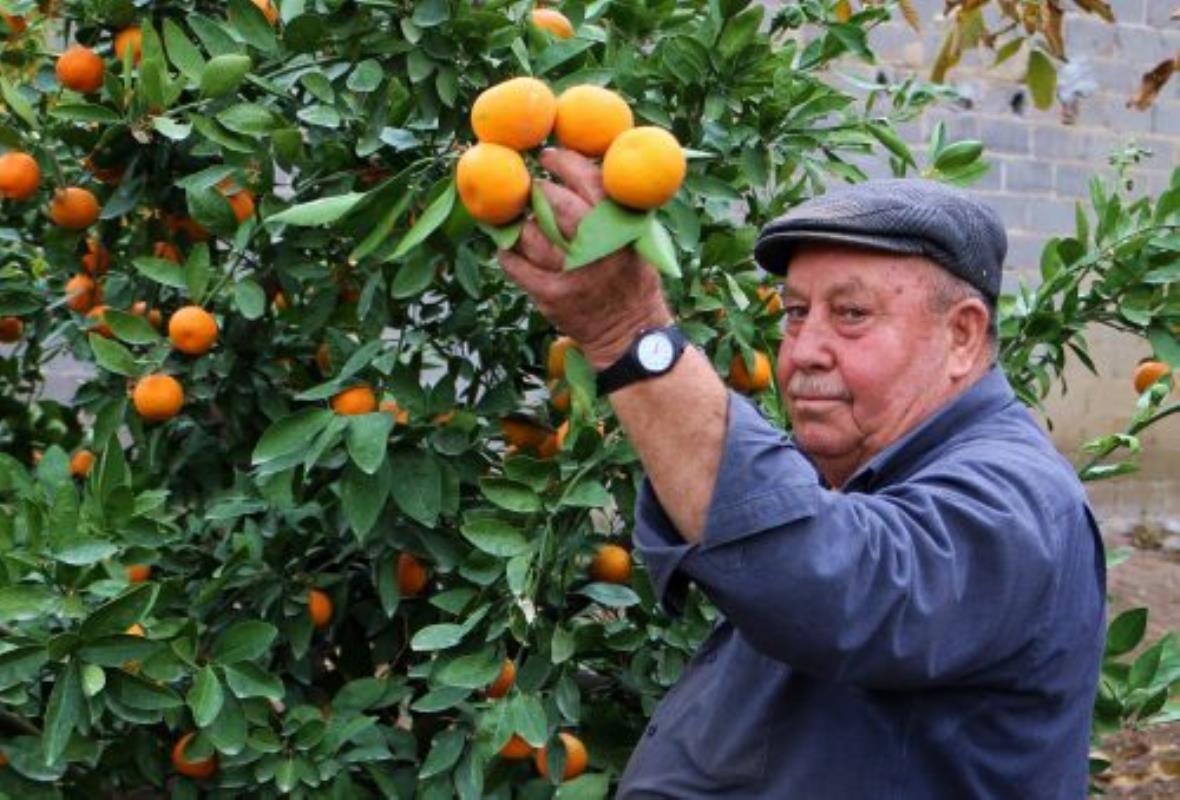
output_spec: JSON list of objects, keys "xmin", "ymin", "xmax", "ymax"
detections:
[{"xmin": 844, "ymin": 0, "xmax": 1180, "ymax": 526}]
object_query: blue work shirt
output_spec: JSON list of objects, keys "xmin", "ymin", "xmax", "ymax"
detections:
[{"xmin": 619, "ymin": 367, "xmax": 1106, "ymax": 799}]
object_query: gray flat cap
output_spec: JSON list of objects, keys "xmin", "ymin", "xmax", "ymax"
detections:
[{"xmin": 753, "ymin": 179, "xmax": 1006, "ymax": 302}]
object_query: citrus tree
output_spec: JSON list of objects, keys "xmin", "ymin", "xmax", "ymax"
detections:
[{"xmin": 0, "ymin": 1, "xmax": 1172, "ymax": 797}]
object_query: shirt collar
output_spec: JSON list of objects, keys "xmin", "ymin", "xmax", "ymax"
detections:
[{"xmin": 841, "ymin": 366, "xmax": 1016, "ymax": 492}]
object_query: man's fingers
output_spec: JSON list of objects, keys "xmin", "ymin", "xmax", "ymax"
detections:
[
  {"xmin": 498, "ymin": 249, "xmax": 557, "ymax": 296},
  {"xmin": 538, "ymin": 180, "xmax": 592, "ymax": 240},
  {"xmin": 540, "ymin": 148, "xmax": 607, "ymax": 205},
  {"xmin": 517, "ymin": 220, "xmax": 565, "ymax": 272}
]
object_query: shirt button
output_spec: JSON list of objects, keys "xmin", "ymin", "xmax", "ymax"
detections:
[{"xmin": 647, "ymin": 724, "xmax": 658, "ymax": 736}]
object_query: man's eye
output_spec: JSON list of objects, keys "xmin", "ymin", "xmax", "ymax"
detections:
[
  {"xmin": 784, "ymin": 306, "xmax": 807, "ymax": 321},
  {"xmin": 839, "ymin": 307, "xmax": 868, "ymax": 322}
]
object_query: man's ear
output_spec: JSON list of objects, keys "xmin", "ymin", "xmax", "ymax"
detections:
[{"xmin": 946, "ymin": 298, "xmax": 992, "ymax": 378}]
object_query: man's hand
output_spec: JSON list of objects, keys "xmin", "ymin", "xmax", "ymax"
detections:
[{"xmin": 497, "ymin": 148, "xmax": 673, "ymax": 370}]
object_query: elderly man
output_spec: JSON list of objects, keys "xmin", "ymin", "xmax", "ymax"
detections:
[{"xmin": 500, "ymin": 151, "xmax": 1106, "ymax": 798}]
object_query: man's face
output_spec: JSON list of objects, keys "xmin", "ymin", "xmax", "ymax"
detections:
[{"xmin": 775, "ymin": 245, "xmax": 959, "ymax": 486}]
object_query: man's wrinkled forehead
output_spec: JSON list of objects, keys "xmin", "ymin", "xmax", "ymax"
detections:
[{"xmin": 783, "ymin": 275, "xmax": 875, "ymax": 301}]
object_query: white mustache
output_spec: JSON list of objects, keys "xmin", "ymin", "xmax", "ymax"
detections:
[{"xmin": 787, "ymin": 374, "xmax": 851, "ymax": 401}]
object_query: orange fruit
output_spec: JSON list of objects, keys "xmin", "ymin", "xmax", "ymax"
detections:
[
  {"xmin": 69, "ymin": 449, "xmax": 94, "ymax": 477},
  {"xmin": 126, "ymin": 623, "xmax": 145, "ymax": 637},
  {"xmin": 535, "ymin": 732, "xmax": 588, "ymax": 782},
  {"xmin": 272, "ymin": 291, "xmax": 289, "ymax": 311},
  {"xmin": 486, "ymin": 659, "xmax": 516, "ymax": 699},
  {"xmin": 113, "ymin": 27, "xmax": 142, "ymax": 64},
  {"xmin": 307, "ymin": 588, "xmax": 333, "ymax": 629},
  {"xmin": 0, "ymin": 316, "xmax": 23, "ymax": 342},
  {"xmin": 531, "ymin": 8, "xmax": 574, "ymax": 38},
  {"xmin": 554, "ymin": 85, "xmax": 633, "ymax": 157},
  {"xmin": 547, "ymin": 336, "xmax": 578, "ymax": 380},
  {"xmin": 602, "ymin": 126, "xmax": 686, "ymax": 210},
  {"xmin": 85, "ymin": 305, "xmax": 113, "ymax": 337},
  {"xmin": 81, "ymin": 237, "xmax": 109, "ymax": 275},
  {"xmin": 3, "ymin": 13, "xmax": 26, "ymax": 35},
  {"xmin": 49, "ymin": 187, "xmax": 100, "ymax": 229},
  {"xmin": 331, "ymin": 384, "xmax": 377, "ymax": 415},
  {"xmin": 432, "ymin": 409, "xmax": 456, "ymax": 426},
  {"xmin": 252, "ymin": 0, "xmax": 280, "ymax": 25},
  {"xmin": 168, "ymin": 305, "xmax": 218, "ymax": 355},
  {"xmin": 131, "ymin": 301, "xmax": 162, "ymax": 329},
  {"xmin": 0, "ymin": 151, "xmax": 41, "ymax": 200},
  {"xmin": 590, "ymin": 543, "xmax": 632, "ymax": 584},
  {"xmin": 224, "ymin": 188, "xmax": 255, "ymax": 224},
  {"xmin": 380, "ymin": 399, "xmax": 410, "ymax": 424},
  {"xmin": 397, "ymin": 552, "xmax": 429, "ymax": 597},
  {"xmin": 500, "ymin": 417, "xmax": 551, "ymax": 451},
  {"xmin": 126, "ymin": 564, "xmax": 151, "ymax": 583},
  {"xmin": 1133, "ymin": 360, "xmax": 1170, "ymax": 394},
  {"xmin": 729, "ymin": 350, "xmax": 772, "ymax": 393},
  {"xmin": 499, "ymin": 734, "xmax": 534, "ymax": 760},
  {"xmin": 456, "ymin": 143, "xmax": 531, "ymax": 225},
  {"xmin": 0, "ymin": 748, "xmax": 7, "ymax": 767},
  {"xmin": 470, "ymin": 76, "xmax": 557, "ymax": 151},
  {"xmin": 154, "ymin": 241, "xmax": 181, "ymax": 263},
  {"xmin": 167, "ymin": 214, "xmax": 210, "ymax": 243},
  {"xmin": 82, "ymin": 154, "xmax": 124, "ymax": 185},
  {"xmin": 171, "ymin": 732, "xmax": 217, "ymax": 780},
  {"xmin": 537, "ymin": 432, "xmax": 559, "ymax": 459},
  {"xmin": 65, "ymin": 273, "xmax": 99, "ymax": 312},
  {"xmin": 56, "ymin": 45, "xmax": 105, "ymax": 93},
  {"xmin": 556, "ymin": 419, "xmax": 603, "ymax": 450},
  {"xmin": 133, "ymin": 373, "xmax": 184, "ymax": 421},
  {"xmin": 757, "ymin": 285, "xmax": 783, "ymax": 314},
  {"xmin": 549, "ymin": 379, "xmax": 570, "ymax": 413}
]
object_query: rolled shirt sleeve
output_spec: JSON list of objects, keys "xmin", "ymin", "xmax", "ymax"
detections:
[{"xmin": 633, "ymin": 390, "xmax": 1066, "ymax": 690}]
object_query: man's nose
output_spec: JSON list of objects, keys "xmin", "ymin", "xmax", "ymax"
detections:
[{"xmin": 787, "ymin": 314, "xmax": 835, "ymax": 370}]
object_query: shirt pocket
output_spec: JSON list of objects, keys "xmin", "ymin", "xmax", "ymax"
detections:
[{"xmin": 673, "ymin": 638, "xmax": 784, "ymax": 786}]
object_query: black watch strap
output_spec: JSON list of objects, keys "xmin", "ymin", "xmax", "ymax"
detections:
[{"xmin": 595, "ymin": 325, "xmax": 688, "ymax": 396}]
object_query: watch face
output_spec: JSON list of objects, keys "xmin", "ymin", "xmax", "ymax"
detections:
[{"xmin": 637, "ymin": 332, "xmax": 675, "ymax": 371}]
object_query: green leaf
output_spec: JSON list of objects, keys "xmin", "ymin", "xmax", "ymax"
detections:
[
  {"xmin": 1106, "ymin": 608, "xmax": 1148, "ymax": 657},
  {"xmin": 478, "ymin": 478, "xmax": 543, "ymax": 513},
  {"xmin": 185, "ymin": 243, "xmax": 212, "ymax": 301},
  {"xmin": 933, "ymin": 140, "xmax": 983, "ymax": 172},
  {"xmin": 133, "ymin": 256, "xmax": 189, "ymax": 289},
  {"xmin": 342, "ymin": 460, "xmax": 393, "ymax": 538},
  {"xmin": 200, "ymin": 54, "xmax": 253, "ymax": 98},
  {"xmin": 556, "ymin": 774, "xmax": 611, "ymax": 800},
  {"xmin": 1147, "ymin": 324, "xmax": 1180, "ymax": 368},
  {"xmin": 217, "ymin": 102, "xmax": 281, "ymax": 135},
  {"xmin": 348, "ymin": 60, "xmax": 385, "ymax": 93},
  {"xmin": 565, "ymin": 200, "xmax": 649, "ymax": 270},
  {"xmin": 52, "ymin": 538, "xmax": 119, "ymax": 565},
  {"xmin": 411, "ymin": 623, "xmax": 467, "ymax": 651},
  {"xmin": 1026, "ymin": 49, "xmax": 1057, "ymax": 111},
  {"xmin": 105, "ymin": 309, "xmax": 161, "ymax": 345},
  {"xmin": 436, "ymin": 650, "xmax": 502, "ymax": 691},
  {"xmin": 79, "ymin": 584, "xmax": 157, "ymax": 640},
  {"xmin": 223, "ymin": 661, "xmax": 284, "ymax": 700},
  {"xmin": 227, "ymin": 0, "xmax": 278, "ymax": 52},
  {"xmin": 89, "ymin": 334, "xmax": 140, "ymax": 377},
  {"xmin": 578, "ymin": 582, "xmax": 641, "ymax": 608},
  {"xmin": 867, "ymin": 120, "xmax": 916, "ymax": 168},
  {"xmin": 561, "ymin": 477, "xmax": 611, "ymax": 509},
  {"xmin": 347, "ymin": 414, "xmax": 393, "ymax": 474},
  {"xmin": 391, "ymin": 253, "xmax": 436, "ymax": 299},
  {"xmin": 0, "ymin": 646, "xmax": 47, "ymax": 690},
  {"xmin": 50, "ymin": 103, "xmax": 122, "ymax": 123},
  {"xmin": 509, "ymin": 694, "xmax": 548, "ymax": 746},
  {"xmin": 532, "ymin": 184, "xmax": 569, "ymax": 251},
  {"xmin": 44, "ymin": 662, "xmax": 84, "ymax": 764},
  {"xmin": 551, "ymin": 624, "xmax": 575, "ymax": 665},
  {"xmin": 460, "ymin": 517, "xmax": 532, "ymax": 557},
  {"xmin": 635, "ymin": 217, "xmax": 680, "ymax": 278},
  {"xmin": 420, "ymin": 727, "xmax": 466, "ymax": 781},
  {"xmin": 388, "ymin": 450, "xmax": 442, "ymax": 527},
  {"xmin": 390, "ymin": 182, "xmax": 456, "ymax": 260},
  {"xmin": 209, "ymin": 691, "xmax": 248, "ymax": 754},
  {"xmin": 212, "ymin": 620, "xmax": 278, "ymax": 663},
  {"xmin": 0, "ymin": 586, "xmax": 59, "ymax": 624},
  {"xmin": 163, "ymin": 19, "xmax": 206, "ymax": 83},
  {"xmin": 153, "ymin": 115, "xmax": 192, "ymax": 141},
  {"xmin": 233, "ymin": 278, "xmax": 266, "ymax": 319},
  {"xmin": 188, "ymin": 665, "xmax": 225, "ymax": 728},
  {"xmin": 1129, "ymin": 641, "xmax": 1163, "ymax": 691},
  {"xmin": 266, "ymin": 193, "xmax": 366, "ymax": 226},
  {"xmin": 1, "ymin": 77, "xmax": 38, "ymax": 130},
  {"xmin": 75, "ymin": 635, "xmax": 159, "ymax": 667},
  {"xmin": 253, "ymin": 409, "xmax": 334, "ymax": 464}
]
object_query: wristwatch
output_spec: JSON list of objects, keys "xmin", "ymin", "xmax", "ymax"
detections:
[{"xmin": 595, "ymin": 324, "xmax": 689, "ymax": 395}]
